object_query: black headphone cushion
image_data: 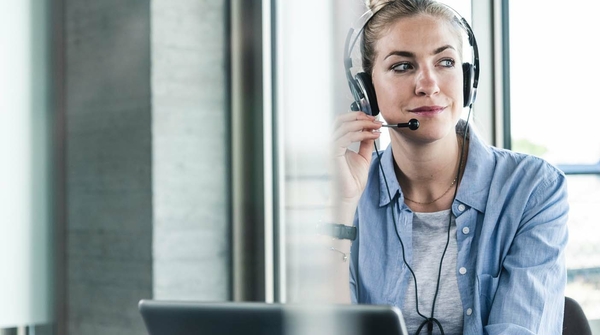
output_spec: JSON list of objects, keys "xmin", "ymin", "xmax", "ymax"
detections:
[
  {"xmin": 355, "ymin": 72, "xmax": 380, "ymax": 116},
  {"xmin": 462, "ymin": 62, "xmax": 474, "ymax": 108}
]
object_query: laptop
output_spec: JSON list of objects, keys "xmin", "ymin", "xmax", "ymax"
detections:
[{"xmin": 138, "ymin": 299, "xmax": 408, "ymax": 335}]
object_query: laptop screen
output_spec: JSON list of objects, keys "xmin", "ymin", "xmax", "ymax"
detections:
[{"xmin": 138, "ymin": 299, "xmax": 408, "ymax": 335}]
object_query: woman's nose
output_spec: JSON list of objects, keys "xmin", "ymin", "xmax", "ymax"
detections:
[{"xmin": 415, "ymin": 67, "xmax": 440, "ymax": 97}]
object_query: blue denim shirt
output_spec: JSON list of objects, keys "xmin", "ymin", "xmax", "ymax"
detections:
[{"xmin": 349, "ymin": 124, "xmax": 569, "ymax": 335}]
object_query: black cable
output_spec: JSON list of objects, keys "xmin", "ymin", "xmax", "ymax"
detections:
[
  {"xmin": 372, "ymin": 108, "xmax": 471, "ymax": 335},
  {"xmin": 374, "ymin": 140, "xmax": 428, "ymax": 321},
  {"xmin": 429, "ymin": 113, "xmax": 471, "ymax": 326}
]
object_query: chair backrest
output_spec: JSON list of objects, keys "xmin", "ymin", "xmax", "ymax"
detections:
[{"xmin": 563, "ymin": 296, "xmax": 592, "ymax": 335}]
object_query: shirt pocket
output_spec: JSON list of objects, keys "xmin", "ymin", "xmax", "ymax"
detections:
[{"xmin": 477, "ymin": 273, "xmax": 500, "ymax": 324}]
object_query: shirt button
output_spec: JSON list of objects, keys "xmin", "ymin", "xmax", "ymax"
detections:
[
  {"xmin": 459, "ymin": 267, "xmax": 467, "ymax": 275},
  {"xmin": 462, "ymin": 227, "xmax": 470, "ymax": 235},
  {"xmin": 466, "ymin": 308, "xmax": 473, "ymax": 316},
  {"xmin": 458, "ymin": 204, "xmax": 466, "ymax": 212}
]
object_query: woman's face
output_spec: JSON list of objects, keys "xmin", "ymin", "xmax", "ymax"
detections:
[{"xmin": 372, "ymin": 14, "xmax": 464, "ymax": 142}]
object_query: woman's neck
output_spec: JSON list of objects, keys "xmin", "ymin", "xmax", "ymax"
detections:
[{"xmin": 390, "ymin": 132, "xmax": 464, "ymax": 212}]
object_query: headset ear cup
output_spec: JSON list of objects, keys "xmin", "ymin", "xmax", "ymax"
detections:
[
  {"xmin": 355, "ymin": 72, "xmax": 379, "ymax": 116},
  {"xmin": 462, "ymin": 63, "xmax": 474, "ymax": 107}
]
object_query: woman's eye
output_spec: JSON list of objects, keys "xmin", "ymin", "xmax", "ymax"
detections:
[
  {"xmin": 391, "ymin": 62, "xmax": 412, "ymax": 72},
  {"xmin": 439, "ymin": 59, "xmax": 456, "ymax": 68}
]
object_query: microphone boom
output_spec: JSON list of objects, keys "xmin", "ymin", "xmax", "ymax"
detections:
[{"xmin": 381, "ymin": 118, "xmax": 420, "ymax": 130}]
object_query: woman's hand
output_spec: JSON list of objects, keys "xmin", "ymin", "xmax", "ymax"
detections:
[{"xmin": 332, "ymin": 111, "xmax": 382, "ymax": 205}]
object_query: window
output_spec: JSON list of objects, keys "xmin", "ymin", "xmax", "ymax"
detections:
[{"xmin": 508, "ymin": 0, "xmax": 600, "ymax": 320}]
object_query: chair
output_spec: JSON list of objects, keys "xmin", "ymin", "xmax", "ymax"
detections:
[{"xmin": 562, "ymin": 296, "xmax": 592, "ymax": 335}]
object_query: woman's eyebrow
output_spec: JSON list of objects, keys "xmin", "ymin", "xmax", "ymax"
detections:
[
  {"xmin": 433, "ymin": 45, "xmax": 456, "ymax": 55},
  {"xmin": 383, "ymin": 45, "xmax": 456, "ymax": 60},
  {"xmin": 384, "ymin": 50, "xmax": 414, "ymax": 60}
]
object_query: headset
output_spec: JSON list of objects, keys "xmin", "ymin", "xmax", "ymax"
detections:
[{"xmin": 343, "ymin": 2, "xmax": 480, "ymax": 116}]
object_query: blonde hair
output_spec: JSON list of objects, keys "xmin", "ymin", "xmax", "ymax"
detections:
[
  {"xmin": 365, "ymin": 0, "xmax": 395, "ymax": 13},
  {"xmin": 361, "ymin": 0, "xmax": 465, "ymax": 75}
]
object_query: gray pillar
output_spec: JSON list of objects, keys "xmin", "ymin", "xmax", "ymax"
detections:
[
  {"xmin": 64, "ymin": 1, "xmax": 230, "ymax": 334},
  {"xmin": 151, "ymin": 0, "xmax": 230, "ymax": 300}
]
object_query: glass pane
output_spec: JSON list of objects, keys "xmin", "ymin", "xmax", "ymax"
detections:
[
  {"xmin": 509, "ymin": 2, "xmax": 600, "ymax": 166},
  {"xmin": 275, "ymin": 0, "xmax": 351, "ymax": 303},
  {"xmin": 509, "ymin": 1, "xmax": 600, "ymax": 320},
  {"xmin": 275, "ymin": 0, "xmax": 472, "ymax": 303},
  {"xmin": 564, "ymin": 174, "xmax": 600, "ymax": 318}
]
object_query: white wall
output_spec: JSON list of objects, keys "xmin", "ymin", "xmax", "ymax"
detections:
[{"xmin": 0, "ymin": 0, "xmax": 53, "ymax": 328}]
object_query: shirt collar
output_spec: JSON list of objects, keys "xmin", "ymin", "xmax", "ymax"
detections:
[
  {"xmin": 377, "ymin": 146, "xmax": 400, "ymax": 207},
  {"xmin": 454, "ymin": 122, "xmax": 494, "ymax": 213}
]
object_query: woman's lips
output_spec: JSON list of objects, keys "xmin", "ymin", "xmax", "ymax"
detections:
[{"xmin": 409, "ymin": 106, "xmax": 446, "ymax": 116}]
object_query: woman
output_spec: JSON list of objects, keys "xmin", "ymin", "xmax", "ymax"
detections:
[{"xmin": 331, "ymin": 0, "xmax": 569, "ymax": 334}]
